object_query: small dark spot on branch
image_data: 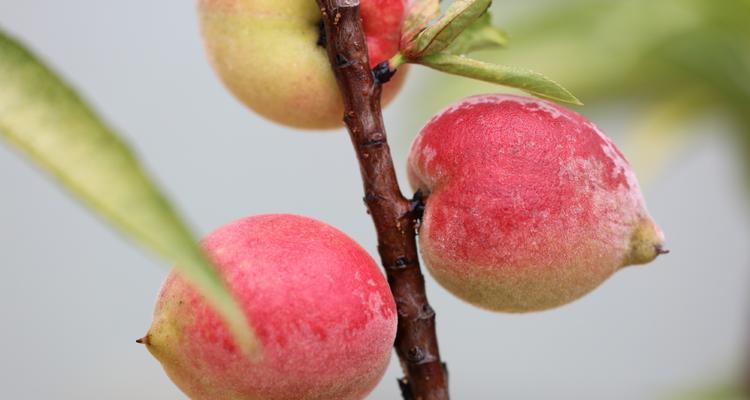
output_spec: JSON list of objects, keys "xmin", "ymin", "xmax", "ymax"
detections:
[
  {"xmin": 362, "ymin": 132, "xmax": 386, "ymax": 147},
  {"xmin": 363, "ymin": 191, "xmax": 385, "ymax": 205},
  {"xmin": 335, "ymin": 54, "xmax": 353, "ymax": 68},
  {"xmin": 386, "ymin": 257, "xmax": 411, "ymax": 271}
]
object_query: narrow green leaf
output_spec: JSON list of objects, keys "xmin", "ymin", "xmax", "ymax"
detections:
[
  {"xmin": 419, "ymin": 53, "xmax": 582, "ymax": 104},
  {"xmin": 408, "ymin": 0, "xmax": 492, "ymax": 57},
  {"xmin": 401, "ymin": 0, "xmax": 440, "ymax": 48},
  {"xmin": 0, "ymin": 30, "xmax": 259, "ymax": 357},
  {"xmin": 444, "ymin": 12, "xmax": 509, "ymax": 55}
]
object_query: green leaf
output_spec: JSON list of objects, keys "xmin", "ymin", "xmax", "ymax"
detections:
[
  {"xmin": 408, "ymin": 0, "xmax": 493, "ymax": 57},
  {"xmin": 401, "ymin": 0, "xmax": 440, "ymax": 48},
  {"xmin": 444, "ymin": 12, "xmax": 509, "ymax": 55},
  {"xmin": 419, "ymin": 53, "xmax": 582, "ymax": 104},
  {"xmin": 0, "ymin": 30, "xmax": 259, "ymax": 358}
]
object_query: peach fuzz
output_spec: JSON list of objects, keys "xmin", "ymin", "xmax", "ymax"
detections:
[
  {"xmin": 198, "ymin": 0, "xmax": 408, "ymax": 130},
  {"xmin": 142, "ymin": 214, "xmax": 397, "ymax": 399},
  {"xmin": 408, "ymin": 94, "xmax": 665, "ymax": 313}
]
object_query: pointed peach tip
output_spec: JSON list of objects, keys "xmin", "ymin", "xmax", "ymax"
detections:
[
  {"xmin": 655, "ymin": 245, "xmax": 670, "ymax": 255},
  {"xmin": 624, "ymin": 217, "xmax": 666, "ymax": 266},
  {"xmin": 136, "ymin": 335, "xmax": 150, "ymax": 345}
]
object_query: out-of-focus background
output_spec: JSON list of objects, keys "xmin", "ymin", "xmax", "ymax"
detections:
[{"xmin": 1, "ymin": 0, "xmax": 748, "ymax": 399}]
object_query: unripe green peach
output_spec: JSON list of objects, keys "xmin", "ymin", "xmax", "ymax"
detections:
[
  {"xmin": 142, "ymin": 214, "xmax": 397, "ymax": 399},
  {"xmin": 407, "ymin": 94, "xmax": 666, "ymax": 312},
  {"xmin": 198, "ymin": 0, "xmax": 407, "ymax": 129}
]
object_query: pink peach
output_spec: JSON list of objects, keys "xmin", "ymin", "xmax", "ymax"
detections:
[
  {"xmin": 142, "ymin": 214, "xmax": 397, "ymax": 399},
  {"xmin": 408, "ymin": 94, "xmax": 665, "ymax": 312}
]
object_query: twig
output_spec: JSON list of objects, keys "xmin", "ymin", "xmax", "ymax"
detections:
[{"xmin": 314, "ymin": 1, "xmax": 449, "ymax": 399}]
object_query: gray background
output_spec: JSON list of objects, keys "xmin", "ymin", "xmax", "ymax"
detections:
[{"xmin": 1, "ymin": 1, "xmax": 748, "ymax": 399}]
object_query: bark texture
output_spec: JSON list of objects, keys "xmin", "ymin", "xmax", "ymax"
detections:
[{"xmin": 315, "ymin": 1, "xmax": 449, "ymax": 399}]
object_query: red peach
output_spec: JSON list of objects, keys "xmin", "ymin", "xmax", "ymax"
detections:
[
  {"xmin": 198, "ymin": 0, "xmax": 408, "ymax": 129},
  {"xmin": 408, "ymin": 94, "xmax": 665, "ymax": 312},
  {"xmin": 142, "ymin": 214, "xmax": 397, "ymax": 399}
]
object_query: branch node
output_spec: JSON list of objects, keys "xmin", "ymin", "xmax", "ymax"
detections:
[
  {"xmin": 418, "ymin": 303, "xmax": 435, "ymax": 320},
  {"xmin": 373, "ymin": 60, "xmax": 397, "ymax": 84},
  {"xmin": 407, "ymin": 346, "xmax": 426, "ymax": 363},
  {"xmin": 408, "ymin": 189, "xmax": 426, "ymax": 220},
  {"xmin": 362, "ymin": 132, "xmax": 386, "ymax": 147}
]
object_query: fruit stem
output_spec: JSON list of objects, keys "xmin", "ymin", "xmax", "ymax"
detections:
[
  {"xmin": 315, "ymin": 1, "xmax": 449, "ymax": 399},
  {"xmin": 389, "ymin": 52, "xmax": 407, "ymax": 70}
]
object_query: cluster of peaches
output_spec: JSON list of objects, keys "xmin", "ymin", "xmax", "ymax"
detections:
[{"xmin": 139, "ymin": 1, "xmax": 665, "ymax": 399}]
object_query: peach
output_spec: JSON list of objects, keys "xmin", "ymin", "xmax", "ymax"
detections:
[
  {"xmin": 407, "ymin": 94, "xmax": 665, "ymax": 312},
  {"xmin": 141, "ymin": 214, "xmax": 397, "ymax": 399},
  {"xmin": 198, "ymin": 0, "xmax": 408, "ymax": 129}
]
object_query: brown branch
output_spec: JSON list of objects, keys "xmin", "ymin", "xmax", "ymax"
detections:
[{"xmin": 314, "ymin": 1, "xmax": 449, "ymax": 399}]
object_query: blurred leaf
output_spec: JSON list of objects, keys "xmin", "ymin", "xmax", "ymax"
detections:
[
  {"xmin": 423, "ymin": 0, "xmax": 750, "ymax": 102},
  {"xmin": 401, "ymin": 0, "xmax": 440, "ymax": 48},
  {"xmin": 418, "ymin": 53, "xmax": 581, "ymax": 104},
  {"xmin": 0, "ymin": 30, "xmax": 259, "ymax": 357},
  {"xmin": 670, "ymin": 383, "xmax": 749, "ymax": 400},
  {"xmin": 407, "ymin": 0, "xmax": 492, "ymax": 57},
  {"xmin": 624, "ymin": 89, "xmax": 713, "ymax": 185},
  {"xmin": 444, "ymin": 12, "xmax": 509, "ymax": 55}
]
